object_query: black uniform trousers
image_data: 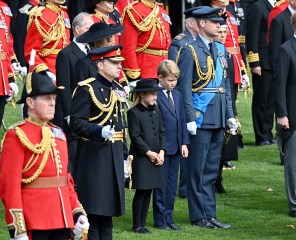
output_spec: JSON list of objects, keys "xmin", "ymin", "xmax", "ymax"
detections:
[
  {"xmin": 252, "ymin": 69, "xmax": 275, "ymax": 145},
  {"xmin": 88, "ymin": 215, "xmax": 113, "ymax": 240}
]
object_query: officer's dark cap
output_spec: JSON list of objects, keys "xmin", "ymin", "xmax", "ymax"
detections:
[
  {"xmin": 193, "ymin": 6, "xmax": 224, "ymax": 22},
  {"xmin": 183, "ymin": 6, "xmax": 203, "ymax": 18},
  {"xmin": 17, "ymin": 72, "xmax": 64, "ymax": 104},
  {"xmin": 88, "ymin": 45, "xmax": 125, "ymax": 62},
  {"xmin": 76, "ymin": 22, "xmax": 124, "ymax": 43},
  {"xmin": 132, "ymin": 79, "xmax": 164, "ymax": 93}
]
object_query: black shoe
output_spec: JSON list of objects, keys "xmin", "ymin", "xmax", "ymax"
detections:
[
  {"xmin": 142, "ymin": 227, "xmax": 152, "ymax": 234},
  {"xmin": 132, "ymin": 227, "xmax": 147, "ymax": 234},
  {"xmin": 223, "ymin": 161, "xmax": 235, "ymax": 169},
  {"xmin": 154, "ymin": 225, "xmax": 171, "ymax": 230},
  {"xmin": 208, "ymin": 218, "xmax": 231, "ymax": 229},
  {"xmin": 191, "ymin": 219, "xmax": 217, "ymax": 228},
  {"xmin": 289, "ymin": 211, "xmax": 296, "ymax": 218},
  {"xmin": 167, "ymin": 223, "xmax": 181, "ymax": 231},
  {"xmin": 258, "ymin": 140, "xmax": 271, "ymax": 146}
]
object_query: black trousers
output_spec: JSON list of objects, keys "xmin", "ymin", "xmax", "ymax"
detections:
[
  {"xmin": 251, "ymin": 70, "xmax": 275, "ymax": 145},
  {"xmin": 88, "ymin": 214, "xmax": 113, "ymax": 240},
  {"xmin": 30, "ymin": 228, "xmax": 69, "ymax": 240},
  {"xmin": 0, "ymin": 96, "xmax": 7, "ymax": 124}
]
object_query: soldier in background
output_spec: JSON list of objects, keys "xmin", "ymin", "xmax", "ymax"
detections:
[{"xmin": 121, "ymin": 0, "xmax": 171, "ymax": 86}]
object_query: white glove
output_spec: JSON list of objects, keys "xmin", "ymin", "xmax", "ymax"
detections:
[
  {"xmin": 46, "ymin": 71, "xmax": 56, "ymax": 83},
  {"xmin": 102, "ymin": 125, "xmax": 115, "ymax": 139},
  {"xmin": 20, "ymin": 67, "xmax": 28, "ymax": 77},
  {"xmin": 12, "ymin": 62, "xmax": 21, "ymax": 75},
  {"xmin": 73, "ymin": 215, "xmax": 89, "ymax": 239},
  {"xmin": 124, "ymin": 159, "xmax": 132, "ymax": 179},
  {"xmin": 241, "ymin": 74, "xmax": 249, "ymax": 88},
  {"xmin": 128, "ymin": 80, "xmax": 138, "ymax": 88},
  {"xmin": 123, "ymin": 86, "xmax": 130, "ymax": 96},
  {"xmin": 9, "ymin": 82, "xmax": 19, "ymax": 95},
  {"xmin": 187, "ymin": 121, "xmax": 197, "ymax": 135},
  {"xmin": 187, "ymin": 0, "xmax": 196, "ymax": 3},
  {"xmin": 11, "ymin": 234, "xmax": 29, "ymax": 240},
  {"xmin": 227, "ymin": 118, "xmax": 238, "ymax": 134}
]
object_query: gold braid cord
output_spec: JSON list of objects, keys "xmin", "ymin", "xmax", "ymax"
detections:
[
  {"xmin": 84, "ymin": 84, "xmax": 121, "ymax": 125},
  {"xmin": 125, "ymin": 4, "xmax": 163, "ymax": 52},
  {"xmin": 188, "ymin": 45, "xmax": 215, "ymax": 92},
  {"xmin": 27, "ymin": 5, "xmax": 67, "ymax": 57},
  {"xmin": 15, "ymin": 126, "xmax": 57, "ymax": 184}
]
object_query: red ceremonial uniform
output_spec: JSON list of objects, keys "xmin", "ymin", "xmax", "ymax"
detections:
[
  {"xmin": 0, "ymin": 1, "xmax": 15, "ymax": 96},
  {"xmin": 116, "ymin": 0, "xmax": 132, "ymax": 15},
  {"xmin": 24, "ymin": 2, "xmax": 70, "ymax": 75},
  {"xmin": 0, "ymin": 117, "xmax": 85, "ymax": 239},
  {"xmin": 121, "ymin": 0, "xmax": 171, "ymax": 80},
  {"xmin": 225, "ymin": 11, "xmax": 244, "ymax": 84}
]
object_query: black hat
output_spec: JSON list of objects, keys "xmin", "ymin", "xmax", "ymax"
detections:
[
  {"xmin": 76, "ymin": 22, "xmax": 124, "ymax": 43},
  {"xmin": 132, "ymin": 79, "xmax": 164, "ymax": 93},
  {"xmin": 88, "ymin": 45, "xmax": 125, "ymax": 62},
  {"xmin": 17, "ymin": 72, "xmax": 64, "ymax": 104},
  {"xmin": 183, "ymin": 6, "xmax": 203, "ymax": 18},
  {"xmin": 193, "ymin": 6, "xmax": 224, "ymax": 22}
]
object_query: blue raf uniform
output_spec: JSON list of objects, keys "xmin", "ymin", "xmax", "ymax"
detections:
[{"xmin": 175, "ymin": 7, "xmax": 235, "ymax": 228}]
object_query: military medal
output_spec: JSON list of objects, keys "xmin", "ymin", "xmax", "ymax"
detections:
[
  {"xmin": 63, "ymin": 18, "xmax": 71, "ymax": 28},
  {"xmin": 237, "ymin": 8, "xmax": 244, "ymax": 18},
  {"xmin": 162, "ymin": 13, "xmax": 172, "ymax": 25},
  {"xmin": 51, "ymin": 127, "xmax": 66, "ymax": 141},
  {"xmin": 115, "ymin": 89, "xmax": 127, "ymax": 102},
  {"xmin": 2, "ymin": 7, "xmax": 12, "ymax": 17}
]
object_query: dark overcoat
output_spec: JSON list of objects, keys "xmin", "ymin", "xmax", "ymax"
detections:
[
  {"xmin": 70, "ymin": 74, "xmax": 127, "ymax": 217},
  {"xmin": 127, "ymin": 104, "xmax": 166, "ymax": 189}
]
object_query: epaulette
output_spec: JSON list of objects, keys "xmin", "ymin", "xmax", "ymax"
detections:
[
  {"xmin": 126, "ymin": 0, "xmax": 139, "ymax": 10},
  {"xmin": 174, "ymin": 33, "xmax": 186, "ymax": 41},
  {"xmin": 27, "ymin": 5, "xmax": 45, "ymax": 17},
  {"xmin": 275, "ymin": 0, "xmax": 287, "ymax": 6},
  {"xmin": 8, "ymin": 120, "xmax": 26, "ymax": 130},
  {"xmin": 78, "ymin": 77, "xmax": 96, "ymax": 86}
]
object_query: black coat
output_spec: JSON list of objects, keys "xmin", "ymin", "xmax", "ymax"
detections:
[
  {"xmin": 70, "ymin": 74, "xmax": 127, "ymax": 216},
  {"xmin": 269, "ymin": 8, "xmax": 294, "ymax": 67},
  {"xmin": 274, "ymin": 37, "xmax": 296, "ymax": 145},
  {"xmin": 54, "ymin": 42, "xmax": 86, "ymax": 130},
  {"xmin": 127, "ymin": 104, "xmax": 166, "ymax": 189},
  {"xmin": 74, "ymin": 55, "xmax": 97, "ymax": 87},
  {"xmin": 246, "ymin": 0, "xmax": 272, "ymax": 69}
]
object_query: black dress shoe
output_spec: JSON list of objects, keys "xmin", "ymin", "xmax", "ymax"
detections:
[
  {"xmin": 168, "ymin": 223, "xmax": 181, "ymax": 231},
  {"xmin": 154, "ymin": 225, "xmax": 171, "ymax": 230},
  {"xmin": 208, "ymin": 218, "xmax": 231, "ymax": 229},
  {"xmin": 270, "ymin": 139, "xmax": 276, "ymax": 144},
  {"xmin": 191, "ymin": 219, "xmax": 217, "ymax": 228},
  {"xmin": 289, "ymin": 211, "xmax": 296, "ymax": 217},
  {"xmin": 258, "ymin": 140, "xmax": 271, "ymax": 146},
  {"xmin": 142, "ymin": 227, "xmax": 152, "ymax": 234},
  {"xmin": 132, "ymin": 227, "xmax": 147, "ymax": 234}
]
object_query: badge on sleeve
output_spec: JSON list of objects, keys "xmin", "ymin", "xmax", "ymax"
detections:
[
  {"xmin": 2, "ymin": 7, "xmax": 12, "ymax": 17},
  {"xmin": 0, "ymin": 20, "xmax": 7, "ymax": 30},
  {"xmin": 162, "ymin": 13, "xmax": 172, "ymax": 25},
  {"xmin": 63, "ymin": 18, "xmax": 71, "ymax": 28},
  {"xmin": 51, "ymin": 127, "xmax": 66, "ymax": 141}
]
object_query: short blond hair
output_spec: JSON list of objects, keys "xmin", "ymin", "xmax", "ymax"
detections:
[{"xmin": 157, "ymin": 60, "xmax": 180, "ymax": 78}]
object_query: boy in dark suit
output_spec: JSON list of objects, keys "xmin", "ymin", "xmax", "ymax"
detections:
[{"xmin": 153, "ymin": 60, "xmax": 190, "ymax": 231}]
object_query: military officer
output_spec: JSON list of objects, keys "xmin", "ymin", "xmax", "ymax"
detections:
[
  {"xmin": 121, "ymin": 0, "xmax": 172, "ymax": 84},
  {"xmin": 0, "ymin": 72, "xmax": 89, "ymax": 240},
  {"xmin": 175, "ymin": 6, "xmax": 236, "ymax": 228},
  {"xmin": 168, "ymin": 6, "xmax": 201, "ymax": 199},
  {"xmin": 70, "ymin": 45, "xmax": 128, "ymax": 240},
  {"xmin": 24, "ymin": 0, "xmax": 70, "ymax": 81}
]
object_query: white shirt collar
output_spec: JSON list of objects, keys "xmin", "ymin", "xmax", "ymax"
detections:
[
  {"xmin": 288, "ymin": 4, "xmax": 295, "ymax": 15},
  {"xmin": 73, "ymin": 38, "xmax": 88, "ymax": 55}
]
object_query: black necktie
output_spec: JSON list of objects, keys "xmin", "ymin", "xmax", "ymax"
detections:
[
  {"xmin": 85, "ymin": 45, "xmax": 90, "ymax": 54},
  {"xmin": 167, "ymin": 90, "xmax": 174, "ymax": 109}
]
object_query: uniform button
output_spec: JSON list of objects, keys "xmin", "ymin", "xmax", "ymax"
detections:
[
  {"xmin": 105, "ymin": 98, "xmax": 108, "ymax": 102},
  {"xmin": 101, "ymin": 88, "xmax": 103, "ymax": 92}
]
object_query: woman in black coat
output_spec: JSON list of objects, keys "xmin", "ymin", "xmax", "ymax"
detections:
[{"xmin": 127, "ymin": 79, "xmax": 166, "ymax": 234}]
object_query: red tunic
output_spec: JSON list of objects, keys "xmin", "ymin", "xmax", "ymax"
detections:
[
  {"xmin": 0, "ymin": 119, "xmax": 84, "ymax": 238},
  {"xmin": 0, "ymin": 1, "xmax": 14, "ymax": 96},
  {"xmin": 121, "ymin": 0, "xmax": 171, "ymax": 80},
  {"xmin": 24, "ymin": 3, "xmax": 70, "ymax": 74},
  {"xmin": 116, "ymin": 0, "xmax": 132, "ymax": 15},
  {"xmin": 225, "ymin": 11, "xmax": 244, "ymax": 84}
]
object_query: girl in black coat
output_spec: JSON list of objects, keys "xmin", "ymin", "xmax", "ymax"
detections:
[{"xmin": 127, "ymin": 79, "xmax": 166, "ymax": 234}]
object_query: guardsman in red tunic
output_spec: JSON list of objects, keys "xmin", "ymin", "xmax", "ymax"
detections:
[
  {"xmin": 0, "ymin": 0, "xmax": 18, "ymax": 126},
  {"xmin": 0, "ymin": 72, "xmax": 89, "ymax": 240},
  {"xmin": 24, "ymin": 0, "xmax": 70, "ymax": 82},
  {"xmin": 121, "ymin": 0, "xmax": 172, "ymax": 84}
]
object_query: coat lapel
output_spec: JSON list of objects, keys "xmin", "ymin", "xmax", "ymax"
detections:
[
  {"xmin": 196, "ymin": 36, "xmax": 212, "ymax": 57},
  {"xmin": 284, "ymin": 9, "xmax": 293, "ymax": 33},
  {"xmin": 158, "ymin": 91, "xmax": 176, "ymax": 116},
  {"xmin": 71, "ymin": 42, "xmax": 86, "ymax": 59}
]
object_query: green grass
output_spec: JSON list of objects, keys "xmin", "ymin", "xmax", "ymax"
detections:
[{"xmin": 1, "ymin": 89, "xmax": 295, "ymax": 239}]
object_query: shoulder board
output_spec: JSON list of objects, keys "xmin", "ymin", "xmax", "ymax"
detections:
[
  {"xmin": 78, "ymin": 77, "xmax": 96, "ymax": 86},
  {"xmin": 174, "ymin": 33, "xmax": 186, "ymax": 41},
  {"xmin": 27, "ymin": 6, "xmax": 45, "ymax": 16},
  {"xmin": 275, "ymin": 0, "xmax": 287, "ymax": 6},
  {"xmin": 8, "ymin": 120, "xmax": 26, "ymax": 130}
]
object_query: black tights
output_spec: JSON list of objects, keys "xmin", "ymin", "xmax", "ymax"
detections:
[{"xmin": 132, "ymin": 189, "xmax": 152, "ymax": 229}]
